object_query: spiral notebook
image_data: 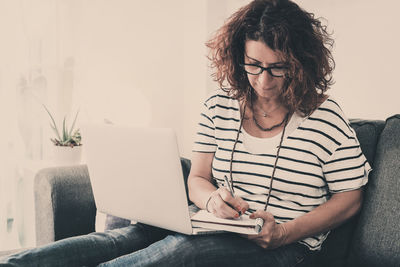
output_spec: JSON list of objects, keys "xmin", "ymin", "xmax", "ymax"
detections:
[{"xmin": 189, "ymin": 205, "xmax": 259, "ymax": 235}]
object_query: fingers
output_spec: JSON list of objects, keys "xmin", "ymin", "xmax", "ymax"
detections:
[
  {"xmin": 212, "ymin": 193, "xmax": 239, "ymax": 218},
  {"xmin": 249, "ymin": 210, "xmax": 274, "ymax": 221},
  {"xmin": 249, "ymin": 210, "xmax": 275, "ymax": 241},
  {"xmin": 218, "ymin": 188, "xmax": 249, "ymax": 214},
  {"xmin": 236, "ymin": 198, "xmax": 249, "ymax": 214},
  {"xmin": 207, "ymin": 188, "xmax": 249, "ymax": 218},
  {"xmin": 250, "ymin": 210, "xmax": 275, "ymax": 235},
  {"xmin": 242, "ymin": 210, "xmax": 283, "ymax": 249}
]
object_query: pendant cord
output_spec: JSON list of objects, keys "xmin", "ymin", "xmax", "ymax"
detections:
[
  {"xmin": 228, "ymin": 100, "xmax": 247, "ymax": 195},
  {"xmin": 263, "ymin": 115, "xmax": 289, "ymax": 212},
  {"xmin": 229, "ymin": 97, "xmax": 289, "ymax": 212}
]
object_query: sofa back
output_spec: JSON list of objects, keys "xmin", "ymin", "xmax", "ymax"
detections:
[
  {"xmin": 347, "ymin": 115, "xmax": 400, "ymax": 267},
  {"xmin": 313, "ymin": 119, "xmax": 385, "ymax": 266}
]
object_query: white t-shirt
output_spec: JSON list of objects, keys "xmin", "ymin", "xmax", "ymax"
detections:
[
  {"xmin": 241, "ymin": 111, "xmax": 304, "ymax": 153},
  {"xmin": 193, "ymin": 89, "xmax": 371, "ymax": 250}
]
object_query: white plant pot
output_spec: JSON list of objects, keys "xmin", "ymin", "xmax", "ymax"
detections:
[{"xmin": 52, "ymin": 145, "xmax": 83, "ymax": 166}]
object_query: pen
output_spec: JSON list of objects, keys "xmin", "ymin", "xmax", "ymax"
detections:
[
  {"xmin": 224, "ymin": 175, "xmax": 262, "ymax": 231},
  {"xmin": 223, "ymin": 175, "xmax": 234, "ymax": 197},
  {"xmin": 223, "ymin": 175, "xmax": 241, "ymax": 216}
]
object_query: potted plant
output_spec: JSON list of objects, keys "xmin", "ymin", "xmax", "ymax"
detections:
[{"xmin": 43, "ymin": 105, "xmax": 82, "ymax": 165}]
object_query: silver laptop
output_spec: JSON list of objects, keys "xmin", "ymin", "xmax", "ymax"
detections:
[{"xmin": 82, "ymin": 124, "xmax": 213, "ymax": 235}]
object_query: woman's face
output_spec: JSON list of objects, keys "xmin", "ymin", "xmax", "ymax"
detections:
[{"xmin": 244, "ymin": 40, "xmax": 286, "ymax": 100}]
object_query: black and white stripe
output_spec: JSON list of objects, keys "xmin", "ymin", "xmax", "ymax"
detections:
[{"xmin": 193, "ymin": 89, "xmax": 370, "ymax": 251}]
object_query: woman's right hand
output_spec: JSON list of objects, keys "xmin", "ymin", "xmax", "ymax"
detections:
[{"xmin": 206, "ymin": 187, "xmax": 249, "ymax": 219}]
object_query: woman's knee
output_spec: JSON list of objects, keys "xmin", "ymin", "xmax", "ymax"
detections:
[
  {"xmin": 89, "ymin": 223, "xmax": 169, "ymax": 256},
  {"xmin": 152, "ymin": 234, "xmax": 239, "ymax": 265}
]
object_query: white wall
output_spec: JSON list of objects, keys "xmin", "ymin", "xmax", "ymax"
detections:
[
  {"xmin": 4, "ymin": 0, "xmax": 399, "ymax": 162},
  {"xmin": 48, "ymin": 0, "xmax": 400, "ymax": 160},
  {"xmin": 295, "ymin": 0, "xmax": 400, "ymax": 119},
  {"xmin": 74, "ymin": 0, "xmax": 184, "ymax": 129},
  {"xmin": 73, "ymin": 0, "xmax": 208, "ymax": 158},
  {"xmin": 214, "ymin": 0, "xmax": 400, "ymax": 120},
  {"xmin": 183, "ymin": 1, "xmax": 208, "ymax": 159}
]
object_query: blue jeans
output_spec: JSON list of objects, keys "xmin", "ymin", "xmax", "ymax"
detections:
[
  {"xmin": 98, "ymin": 231, "xmax": 312, "ymax": 267},
  {"xmin": 0, "ymin": 224, "xmax": 169, "ymax": 267},
  {"xmin": 0, "ymin": 224, "xmax": 314, "ymax": 267}
]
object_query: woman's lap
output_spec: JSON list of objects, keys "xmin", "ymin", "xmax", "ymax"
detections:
[
  {"xmin": 0, "ymin": 223, "xmax": 169, "ymax": 267},
  {"xmin": 1, "ymin": 224, "xmax": 313, "ymax": 267},
  {"xmin": 99, "ymin": 232, "xmax": 311, "ymax": 267}
]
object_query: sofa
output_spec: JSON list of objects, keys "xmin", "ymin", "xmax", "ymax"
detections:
[{"xmin": 4, "ymin": 115, "xmax": 400, "ymax": 266}]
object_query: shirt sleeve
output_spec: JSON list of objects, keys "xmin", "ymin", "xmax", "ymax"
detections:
[
  {"xmin": 322, "ymin": 136, "xmax": 371, "ymax": 193},
  {"xmin": 192, "ymin": 101, "xmax": 217, "ymax": 153}
]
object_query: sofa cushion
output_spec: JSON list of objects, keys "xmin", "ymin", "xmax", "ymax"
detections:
[
  {"xmin": 349, "ymin": 119, "xmax": 386, "ymax": 167},
  {"xmin": 0, "ymin": 248, "xmax": 32, "ymax": 260},
  {"xmin": 35, "ymin": 165, "xmax": 97, "ymax": 245},
  {"xmin": 347, "ymin": 115, "xmax": 400, "ymax": 267},
  {"xmin": 103, "ymin": 214, "xmax": 131, "ymax": 231},
  {"xmin": 103, "ymin": 157, "xmax": 192, "ymax": 231},
  {"xmin": 313, "ymin": 119, "xmax": 385, "ymax": 267}
]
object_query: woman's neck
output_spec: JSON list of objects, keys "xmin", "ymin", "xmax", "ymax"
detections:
[{"xmin": 252, "ymin": 95, "xmax": 286, "ymax": 117}]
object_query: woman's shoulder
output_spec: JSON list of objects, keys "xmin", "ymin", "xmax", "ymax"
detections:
[
  {"xmin": 203, "ymin": 88, "xmax": 237, "ymax": 107},
  {"xmin": 318, "ymin": 96, "xmax": 348, "ymax": 122},
  {"xmin": 306, "ymin": 95, "xmax": 353, "ymax": 136}
]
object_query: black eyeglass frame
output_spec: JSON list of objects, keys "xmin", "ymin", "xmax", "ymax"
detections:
[{"xmin": 239, "ymin": 63, "xmax": 288, "ymax": 77}]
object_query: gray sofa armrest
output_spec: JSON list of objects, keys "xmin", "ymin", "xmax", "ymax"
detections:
[{"xmin": 34, "ymin": 164, "xmax": 96, "ymax": 246}]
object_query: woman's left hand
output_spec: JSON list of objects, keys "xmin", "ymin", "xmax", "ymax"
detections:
[{"xmin": 245, "ymin": 210, "xmax": 287, "ymax": 249}]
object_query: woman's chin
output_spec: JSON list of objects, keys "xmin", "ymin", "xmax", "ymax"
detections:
[{"xmin": 254, "ymin": 89, "xmax": 277, "ymax": 99}]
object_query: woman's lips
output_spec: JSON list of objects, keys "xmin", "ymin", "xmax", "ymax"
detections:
[{"xmin": 262, "ymin": 87, "xmax": 274, "ymax": 91}]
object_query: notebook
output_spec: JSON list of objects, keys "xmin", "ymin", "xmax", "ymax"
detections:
[{"xmin": 82, "ymin": 124, "xmax": 258, "ymax": 235}]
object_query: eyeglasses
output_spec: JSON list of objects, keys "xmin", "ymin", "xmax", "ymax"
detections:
[{"xmin": 240, "ymin": 63, "xmax": 287, "ymax": 77}]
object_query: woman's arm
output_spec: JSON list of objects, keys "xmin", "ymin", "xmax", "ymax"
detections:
[
  {"xmin": 284, "ymin": 188, "xmax": 363, "ymax": 244},
  {"xmin": 187, "ymin": 152, "xmax": 216, "ymax": 209},
  {"xmin": 248, "ymin": 188, "xmax": 363, "ymax": 249},
  {"xmin": 188, "ymin": 152, "xmax": 248, "ymax": 218}
]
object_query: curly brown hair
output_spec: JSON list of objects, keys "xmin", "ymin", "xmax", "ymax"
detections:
[{"xmin": 206, "ymin": 0, "xmax": 335, "ymax": 116}]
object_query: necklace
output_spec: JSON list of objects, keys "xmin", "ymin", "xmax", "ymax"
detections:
[
  {"xmin": 252, "ymin": 112, "xmax": 289, "ymax": 131},
  {"xmin": 249, "ymin": 92, "xmax": 286, "ymax": 131},
  {"xmin": 255, "ymin": 103, "xmax": 283, "ymax": 117},
  {"xmin": 228, "ymin": 99, "xmax": 288, "ymax": 211},
  {"xmin": 256, "ymin": 106, "xmax": 269, "ymax": 117}
]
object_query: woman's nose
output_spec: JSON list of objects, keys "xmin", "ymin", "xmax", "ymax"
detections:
[{"xmin": 257, "ymin": 69, "xmax": 273, "ymax": 86}]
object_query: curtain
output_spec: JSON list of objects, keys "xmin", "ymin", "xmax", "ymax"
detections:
[{"xmin": 0, "ymin": 0, "xmax": 77, "ymax": 250}]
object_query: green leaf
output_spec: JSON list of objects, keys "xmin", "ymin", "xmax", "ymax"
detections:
[
  {"xmin": 62, "ymin": 117, "xmax": 67, "ymax": 142},
  {"xmin": 44, "ymin": 105, "xmax": 81, "ymax": 147},
  {"xmin": 43, "ymin": 105, "xmax": 62, "ymax": 141},
  {"xmin": 49, "ymin": 124, "xmax": 60, "ymax": 142},
  {"xmin": 68, "ymin": 109, "xmax": 80, "ymax": 137}
]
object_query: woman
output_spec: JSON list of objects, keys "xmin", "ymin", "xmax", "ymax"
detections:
[
  {"xmin": 189, "ymin": 0, "xmax": 369, "ymax": 252},
  {"xmin": 1, "ymin": 0, "xmax": 369, "ymax": 266}
]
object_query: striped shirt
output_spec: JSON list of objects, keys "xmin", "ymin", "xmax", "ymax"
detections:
[{"xmin": 193, "ymin": 89, "xmax": 371, "ymax": 250}]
